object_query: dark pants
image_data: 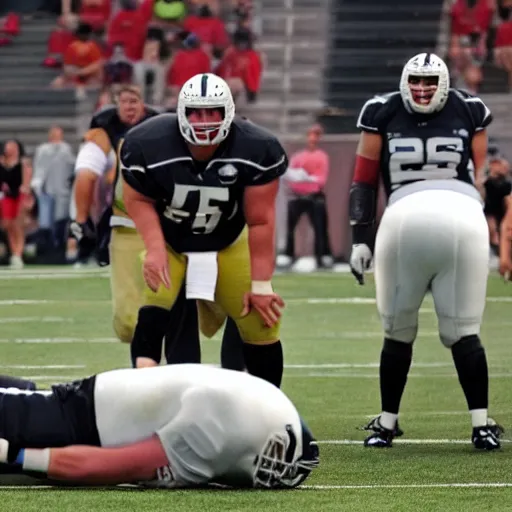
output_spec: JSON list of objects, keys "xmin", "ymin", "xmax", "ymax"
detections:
[
  {"xmin": 285, "ymin": 192, "xmax": 332, "ymax": 266},
  {"xmin": 0, "ymin": 377, "xmax": 100, "ymax": 452}
]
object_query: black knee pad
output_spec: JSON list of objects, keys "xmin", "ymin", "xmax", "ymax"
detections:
[
  {"xmin": 131, "ymin": 306, "xmax": 170, "ymax": 367},
  {"xmin": 383, "ymin": 338, "xmax": 413, "ymax": 357},
  {"xmin": 451, "ymin": 335, "xmax": 482, "ymax": 357}
]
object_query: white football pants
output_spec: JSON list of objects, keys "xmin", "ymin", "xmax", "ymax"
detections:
[{"xmin": 374, "ymin": 188, "xmax": 489, "ymax": 347}]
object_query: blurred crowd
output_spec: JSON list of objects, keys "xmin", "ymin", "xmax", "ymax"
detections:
[
  {"xmin": 448, "ymin": 0, "xmax": 512, "ymax": 92},
  {"xmin": 1, "ymin": 0, "xmax": 264, "ymax": 108}
]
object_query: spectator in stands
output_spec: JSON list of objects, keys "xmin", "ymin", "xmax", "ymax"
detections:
[
  {"xmin": 78, "ymin": 0, "xmax": 112, "ymax": 34},
  {"xmin": 277, "ymin": 125, "xmax": 333, "ymax": 271},
  {"xmin": 132, "ymin": 28, "xmax": 168, "ymax": 105},
  {"xmin": 494, "ymin": 0, "xmax": 512, "ymax": 88},
  {"xmin": 484, "ymin": 144, "xmax": 511, "ymax": 255},
  {"xmin": 0, "ymin": 11, "xmax": 20, "ymax": 46},
  {"xmin": 31, "ymin": 126, "xmax": 75, "ymax": 253},
  {"xmin": 165, "ymin": 32, "xmax": 210, "ymax": 109},
  {"xmin": 104, "ymin": 43, "xmax": 134, "ymax": 85},
  {"xmin": 449, "ymin": 0, "xmax": 495, "ymax": 93},
  {"xmin": 0, "ymin": 140, "xmax": 31, "ymax": 269},
  {"xmin": 215, "ymin": 27, "xmax": 262, "ymax": 104},
  {"xmin": 51, "ymin": 22, "xmax": 104, "ymax": 93},
  {"xmin": 43, "ymin": 16, "xmax": 77, "ymax": 68},
  {"xmin": 183, "ymin": 1, "xmax": 229, "ymax": 57},
  {"xmin": 152, "ymin": 0, "xmax": 187, "ymax": 46},
  {"xmin": 107, "ymin": 0, "xmax": 148, "ymax": 62}
]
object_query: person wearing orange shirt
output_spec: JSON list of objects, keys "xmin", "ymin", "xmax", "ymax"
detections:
[{"xmin": 51, "ymin": 22, "xmax": 104, "ymax": 90}]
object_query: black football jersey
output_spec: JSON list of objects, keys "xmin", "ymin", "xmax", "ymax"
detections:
[
  {"xmin": 356, "ymin": 89, "xmax": 492, "ymax": 196},
  {"xmin": 90, "ymin": 104, "xmax": 161, "ymax": 151},
  {"xmin": 120, "ymin": 114, "xmax": 288, "ymax": 253}
]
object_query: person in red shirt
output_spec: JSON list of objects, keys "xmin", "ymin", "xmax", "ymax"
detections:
[
  {"xmin": 215, "ymin": 27, "xmax": 262, "ymax": 103},
  {"xmin": 51, "ymin": 22, "xmax": 104, "ymax": 89},
  {"xmin": 278, "ymin": 125, "xmax": 333, "ymax": 270},
  {"xmin": 79, "ymin": 0, "xmax": 112, "ymax": 32},
  {"xmin": 107, "ymin": 0, "xmax": 148, "ymax": 61},
  {"xmin": 165, "ymin": 32, "xmax": 211, "ymax": 108},
  {"xmin": 449, "ymin": 0, "xmax": 495, "ymax": 93},
  {"xmin": 183, "ymin": 3, "xmax": 229, "ymax": 56},
  {"xmin": 494, "ymin": 1, "xmax": 512, "ymax": 88}
]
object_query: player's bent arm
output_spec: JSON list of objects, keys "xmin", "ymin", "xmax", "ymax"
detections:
[
  {"xmin": 73, "ymin": 171, "xmax": 99, "ymax": 223},
  {"xmin": 123, "ymin": 179, "xmax": 166, "ymax": 253},
  {"xmin": 244, "ymin": 179, "xmax": 279, "ymax": 285},
  {"xmin": 9, "ymin": 435, "xmax": 169, "ymax": 485},
  {"xmin": 349, "ymin": 132, "xmax": 382, "ymax": 244},
  {"xmin": 471, "ymin": 130, "xmax": 488, "ymax": 199}
]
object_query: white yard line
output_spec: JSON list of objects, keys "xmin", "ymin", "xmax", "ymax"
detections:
[
  {"xmin": 0, "ymin": 317, "xmax": 71, "ymax": 324},
  {"xmin": 284, "ymin": 363, "xmax": 452, "ymax": 369},
  {"xmin": 302, "ymin": 483, "xmax": 512, "ymax": 490},
  {"xmin": 0, "ymin": 337, "xmax": 118, "ymax": 344},
  {"xmin": 286, "ymin": 372, "xmax": 512, "ymax": 378},
  {"xmin": 318, "ymin": 439, "xmax": 512, "ymax": 445},
  {"xmin": 0, "ymin": 365, "xmax": 85, "ymax": 370}
]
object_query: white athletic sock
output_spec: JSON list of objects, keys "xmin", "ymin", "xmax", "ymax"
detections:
[
  {"xmin": 470, "ymin": 409, "xmax": 488, "ymax": 428},
  {"xmin": 380, "ymin": 412, "xmax": 398, "ymax": 431}
]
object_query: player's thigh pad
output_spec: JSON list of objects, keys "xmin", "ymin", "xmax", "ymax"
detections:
[
  {"xmin": 141, "ymin": 245, "xmax": 186, "ymax": 310},
  {"xmin": 431, "ymin": 195, "xmax": 489, "ymax": 347},
  {"xmin": 215, "ymin": 228, "xmax": 280, "ymax": 345},
  {"xmin": 374, "ymin": 199, "xmax": 434, "ymax": 343},
  {"xmin": 109, "ymin": 227, "xmax": 146, "ymax": 343}
]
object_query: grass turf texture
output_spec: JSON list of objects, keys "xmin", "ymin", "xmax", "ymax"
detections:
[{"xmin": 0, "ymin": 267, "xmax": 511, "ymax": 510}]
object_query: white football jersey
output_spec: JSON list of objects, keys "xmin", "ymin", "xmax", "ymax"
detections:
[{"xmin": 93, "ymin": 364, "xmax": 304, "ymax": 488}]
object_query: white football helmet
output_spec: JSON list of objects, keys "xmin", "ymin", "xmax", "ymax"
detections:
[
  {"xmin": 399, "ymin": 53, "xmax": 450, "ymax": 115},
  {"xmin": 177, "ymin": 73, "xmax": 235, "ymax": 146}
]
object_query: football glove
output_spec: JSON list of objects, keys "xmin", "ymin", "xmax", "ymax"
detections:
[{"xmin": 350, "ymin": 243, "xmax": 372, "ymax": 285}]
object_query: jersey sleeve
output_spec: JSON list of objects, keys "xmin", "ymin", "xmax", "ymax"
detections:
[
  {"xmin": 156, "ymin": 388, "xmax": 231, "ymax": 487},
  {"xmin": 356, "ymin": 96, "xmax": 389, "ymax": 133},
  {"xmin": 247, "ymin": 137, "xmax": 289, "ymax": 186},
  {"xmin": 455, "ymin": 90, "xmax": 493, "ymax": 132},
  {"xmin": 119, "ymin": 136, "xmax": 160, "ymax": 199}
]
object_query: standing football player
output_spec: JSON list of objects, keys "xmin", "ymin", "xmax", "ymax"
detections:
[
  {"xmin": 120, "ymin": 73, "xmax": 287, "ymax": 388},
  {"xmin": 349, "ymin": 53, "xmax": 501, "ymax": 449},
  {"xmin": 72, "ymin": 84, "xmax": 245, "ymax": 370}
]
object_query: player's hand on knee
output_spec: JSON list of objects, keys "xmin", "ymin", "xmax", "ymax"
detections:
[
  {"xmin": 241, "ymin": 292, "xmax": 285, "ymax": 328},
  {"xmin": 144, "ymin": 249, "xmax": 171, "ymax": 292},
  {"xmin": 350, "ymin": 243, "xmax": 372, "ymax": 285}
]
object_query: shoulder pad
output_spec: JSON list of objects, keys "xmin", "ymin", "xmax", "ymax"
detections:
[
  {"xmin": 90, "ymin": 105, "xmax": 119, "ymax": 130},
  {"xmin": 83, "ymin": 128, "xmax": 112, "ymax": 154},
  {"xmin": 144, "ymin": 105, "xmax": 164, "ymax": 118},
  {"xmin": 451, "ymin": 89, "xmax": 492, "ymax": 132},
  {"xmin": 356, "ymin": 92, "xmax": 400, "ymax": 133}
]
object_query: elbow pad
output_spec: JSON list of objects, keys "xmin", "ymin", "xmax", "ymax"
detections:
[{"xmin": 349, "ymin": 182, "xmax": 377, "ymax": 226}]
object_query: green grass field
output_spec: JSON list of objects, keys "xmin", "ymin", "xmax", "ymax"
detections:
[{"xmin": 0, "ymin": 267, "xmax": 511, "ymax": 511}]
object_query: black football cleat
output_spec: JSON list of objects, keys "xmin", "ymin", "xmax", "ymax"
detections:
[
  {"xmin": 361, "ymin": 416, "xmax": 401, "ymax": 448},
  {"xmin": 472, "ymin": 426, "xmax": 501, "ymax": 451}
]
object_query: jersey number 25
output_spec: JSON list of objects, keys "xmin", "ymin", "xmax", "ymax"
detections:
[{"xmin": 388, "ymin": 136, "xmax": 463, "ymax": 189}]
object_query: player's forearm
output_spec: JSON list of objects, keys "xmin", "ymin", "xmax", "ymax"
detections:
[
  {"xmin": 48, "ymin": 446, "xmax": 158, "ymax": 484},
  {"xmin": 248, "ymin": 221, "xmax": 276, "ymax": 282},
  {"xmin": 2, "ymin": 437, "xmax": 168, "ymax": 485},
  {"xmin": 74, "ymin": 171, "xmax": 98, "ymax": 223},
  {"xmin": 500, "ymin": 209, "xmax": 512, "ymax": 262},
  {"xmin": 125, "ymin": 196, "xmax": 166, "ymax": 253}
]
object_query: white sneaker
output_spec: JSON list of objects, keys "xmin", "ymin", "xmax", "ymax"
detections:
[
  {"xmin": 276, "ymin": 254, "xmax": 292, "ymax": 267},
  {"xmin": 9, "ymin": 255, "xmax": 24, "ymax": 269}
]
